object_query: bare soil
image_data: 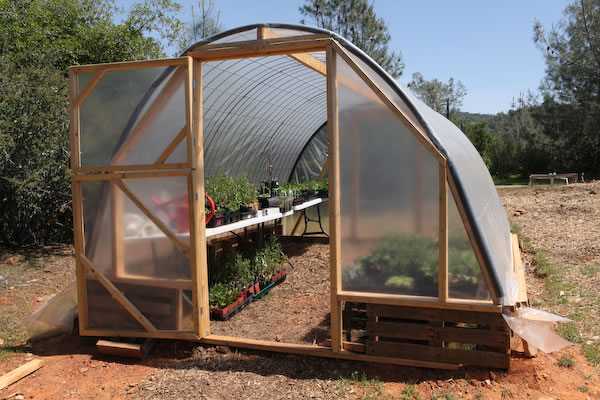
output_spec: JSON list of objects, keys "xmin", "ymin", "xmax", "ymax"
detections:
[
  {"xmin": 1, "ymin": 184, "xmax": 600, "ymax": 399},
  {"xmin": 210, "ymin": 241, "xmax": 330, "ymax": 345}
]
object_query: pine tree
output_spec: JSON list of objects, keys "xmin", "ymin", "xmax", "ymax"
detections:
[{"xmin": 299, "ymin": 0, "xmax": 404, "ymax": 77}]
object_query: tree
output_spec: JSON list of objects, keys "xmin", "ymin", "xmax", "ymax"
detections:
[
  {"xmin": 178, "ymin": 0, "xmax": 224, "ymax": 53},
  {"xmin": 534, "ymin": 0, "xmax": 600, "ymax": 173},
  {"xmin": 0, "ymin": 0, "xmax": 183, "ymax": 246},
  {"xmin": 463, "ymin": 122, "xmax": 493, "ymax": 168},
  {"xmin": 299, "ymin": 0, "xmax": 404, "ymax": 78},
  {"xmin": 407, "ymin": 72, "xmax": 467, "ymax": 120}
]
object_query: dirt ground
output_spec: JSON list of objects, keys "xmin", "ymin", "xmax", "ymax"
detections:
[
  {"xmin": 210, "ymin": 241, "xmax": 330, "ymax": 345},
  {"xmin": 1, "ymin": 184, "xmax": 600, "ymax": 399}
]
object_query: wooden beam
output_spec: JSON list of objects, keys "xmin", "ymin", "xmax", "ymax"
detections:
[
  {"xmin": 111, "ymin": 66, "xmax": 186, "ymax": 165},
  {"xmin": 189, "ymin": 58, "xmax": 210, "ymax": 338},
  {"xmin": 200, "ymin": 335, "xmax": 458, "ymax": 370},
  {"xmin": 96, "ymin": 339, "xmax": 155, "ymax": 360},
  {"xmin": 72, "ymin": 169, "xmax": 190, "ymax": 181},
  {"xmin": 330, "ymin": 40, "xmax": 446, "ymax": 166},
  {"xmin": 447, "ymin": 173, "xmax": 500, "ymax": 304},
  {"xmin": 155, "ymin": 127, "xmax": 188, "ymax": 164},
  {"xmin": 110, "ymin": 181, "xmax": 125, "ymax": 278},
  {"xmin": 187, "ymin": 35, "xmax": 330, "ymax": 61},
  {"xmin": 0, "ymin": 359, "xmax": 45, "ymax": 390},
  {"xmin": 439, "ymin": 164, "xmax": 448, "ymax": 302},
  {"xmin": 326, "ymin": 44, "xmax": 342, "ymax": 353},
  {"xmin": 81, "ymin": 329, "xmax": 197, "ymax": 340},
  {"xmin": 74, "ymin": 163, "xmax": 189, "ymax": 174},
  {"xmin": 70, "ymin": 180, "xmax": 88, "ymax": 332},
  {"xmin": 80, "ymin": 255, "xmax": 157, "ymax": 332},
  {"xmin": 512, "ymin": 233, "xmax": 528, "ymax": 303},
  {"xmin": 289, "ymin": 52, "xmax": 327, "ymax": 75},
  {"xmin": 338, "ymin": 291, "xmax": 501, "ymax": 313},
  {"xmin": 113, "ymin": 179, "xmax": 191, "ymax": 258},
  {"xmin": 72, "ymin": 70, "xmax": 104, "ymax": 109},
  {"xmin": 69, "ymin": 57, "xmax": 189, "ymax": 73}
]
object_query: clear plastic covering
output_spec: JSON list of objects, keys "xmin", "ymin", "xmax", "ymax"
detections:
[
  {"xmin": 408, "ymin": 94, "xmax": 513, "ymax": 302},
  {"xmin": 503, "ymin": 307, "xmax": 572, "ymax": 353},
  {"xmin": 337, "ymin": 54, "xmax": 439, "ymax": 296},
  {"xmin": 79, "ymin": 65, "xmax": 187, "ymax": 167},
  {"xmin": 81, "ymin": 178, "xmax": 193, "ymax": 331},
  {"xmin": 289, "ymin": 123, "xmax": 328, "ymax": 182},
  {"xmin": 210, "ymin": 28, "xmax": 257, "ymax": 44},
  {"xmin": 448, "ymin": 188, "xmax": 490, "ymax": 300},
  {"xmin": 202, "ymin": 54, "xmax": 326, "ymax": 184}
]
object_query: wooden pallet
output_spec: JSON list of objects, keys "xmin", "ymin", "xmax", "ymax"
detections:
[{"xmin": 366, "ymin": 304, "xmax": 510, "ymax": 369}]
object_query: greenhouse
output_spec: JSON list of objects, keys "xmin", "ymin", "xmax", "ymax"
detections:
[{"xmin": 68, "ymin": 23, "xmax": 549, "ymax": 369}]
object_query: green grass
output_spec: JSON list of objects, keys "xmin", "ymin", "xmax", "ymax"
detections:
[
  {"xmin": 555, "ymin": 322, "xmax": 583, "ymax": 344},
  {"xmin": 582, "ymin": 344, "xmax": 600, "ymax": 365},
  {"xmin": 581, "ymin": 265, "xmax": 599, "ymax": 277},
  {"xmin": 493, "ymin": 175, "xmax": 529, "ymax": 186},
  {"xmin": 577, "ymin": 386, "xmax": 589, "ymax": 393},
  {"xmin": 558, "ymin": 355, "xmax": 575, "ymax": 368},
  {"xmin": 475, "ymin": 394, "xmax": 483, "ymax": 399},
  {"xmin": 338, "ymin": 371, "xmax": 393, "ymax": 400},
  {"xmin": 400, "ymin": 383, "xmax": 422, "ymax": 400},
  {"xmin": 501, "ymin": 389, "xmax": 512, "ymax": 398}
]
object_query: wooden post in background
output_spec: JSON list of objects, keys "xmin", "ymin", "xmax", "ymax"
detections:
[
  {"xmin": 69, "ymin": 69, "xmax": 88, "ymax": 331},
  {"xmin": 189, "ymin": 57, "xmax": 210, "ymax": 337},
  {"xmin": 326, "ymin": 45, "xmax": 342, "ymax": 353},
  {"xmin": 439, "ymin": 164, "xmax": 448, "ymax": 303},
  {"xmin": 110, "ymin": 181, "xmax": 125, "ymax": 277}
]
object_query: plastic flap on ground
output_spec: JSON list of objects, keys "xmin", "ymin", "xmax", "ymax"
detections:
[
  {"xmin": 24, "ymin": 282, "xmax": 77, "ymax": 341},
  {"xmin": 503, "ymin": 306, "xmax": 572, "ymax": 353}
]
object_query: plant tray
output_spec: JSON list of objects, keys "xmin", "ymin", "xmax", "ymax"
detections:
[{"xmin": 210, "ymin": 294, "xmax": 253, "ymax": 321}]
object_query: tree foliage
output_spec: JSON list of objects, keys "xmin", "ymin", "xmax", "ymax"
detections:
[
  {"xmin": 177, "ymin": 0, "xmax": 223, "ymax": 53},
  {"xmin": 532, "ymin": 0, "xmax": 600, "ymax": 173},
  {"xmin": 407, "ymin": 72, "xmax": 467, "ymax": 121},
  {"xmin": 0, "ymin": 0, "xmax": 183, "ymax": 246},
  {"xmin": 299, "ymin": 0, "xmax": 404, "ymax": 77}
]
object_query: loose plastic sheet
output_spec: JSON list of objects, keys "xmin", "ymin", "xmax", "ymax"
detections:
[
  {"xmin": 25, "ymin": 282, "xmax": 77, "ymax": 341},
  {"xmin": 503, "ymin": 307, "xmax": 572, "ymax": 353}
]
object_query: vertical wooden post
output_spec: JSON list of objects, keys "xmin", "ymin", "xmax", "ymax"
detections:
[
  {"xmin": 188, "ymin": 57, "xmax": 210, "ymax": 337},
  {"xmin": 326, "ymin": 45, "xmax": 342, "ymax": 352},
  {"xmin": 110, "ymin": 181, "xmax": 125, "ymax": 277},
  {"xmin": 69, "ymin": 69, "xmax": 88, "ymax": 332},
  {"xmin": 438, "ymin": 164, "xmax": 448, "ymax": 303}
]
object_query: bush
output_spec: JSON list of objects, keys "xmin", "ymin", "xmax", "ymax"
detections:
[{"xmin": 0, "ymin": 60, "xmax": 72, "ymax": 246}]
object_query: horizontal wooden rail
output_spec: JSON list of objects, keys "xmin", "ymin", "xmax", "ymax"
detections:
[
  {"xmin": 69, "ymin": 57, "xmax": 189, "ymax": 73},
  {"xmin": 338, "ymin": 291, "xmax": 501, "ymax": 313}
]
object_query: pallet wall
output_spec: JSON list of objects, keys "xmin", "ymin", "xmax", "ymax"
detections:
[{"xmin": 365, "ymin": 304, "xmax": 510, "ymax": 369}]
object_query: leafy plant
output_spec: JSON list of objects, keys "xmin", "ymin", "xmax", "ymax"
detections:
[
  {"xmin": 208, "ymin": 283, "xmax": 240, "ymax": 308},
  {"xmin": 205, "ymin": 173, "xmax": 257, "ymax": 212},
  {"xmin": 558, "ymin": 355, "xmax": 575, "ymax": 368}
]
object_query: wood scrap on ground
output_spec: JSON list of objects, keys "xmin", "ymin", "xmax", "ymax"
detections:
[{"xmin": 0, "ymin": 359, "xmax": 44, "ymax": 390}]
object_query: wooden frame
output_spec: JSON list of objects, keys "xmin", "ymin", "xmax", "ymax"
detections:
[{"xmin": 68, "ymin": 31, "xmax": 518, "ymax": 369}]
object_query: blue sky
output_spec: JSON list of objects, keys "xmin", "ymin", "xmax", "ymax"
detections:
[{"xmin": 118, "ymin": 0, "xmax": 569, "ymax": 114}]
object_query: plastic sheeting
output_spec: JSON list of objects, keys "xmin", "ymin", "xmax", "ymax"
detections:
[
  {"xmin": 202, "ymin": 54, "xmax": 326, "ymax": 184},
  {"xmin": 503, "ymin": 307, "xmax": 572, "ymax": 353},
  {"xmin": 337, "ymin": 53, "xmax": 439, "ymax": 296},
  {"xmin": 25, "ymin": 282, "xmax": 77, "ymax": 341}
]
